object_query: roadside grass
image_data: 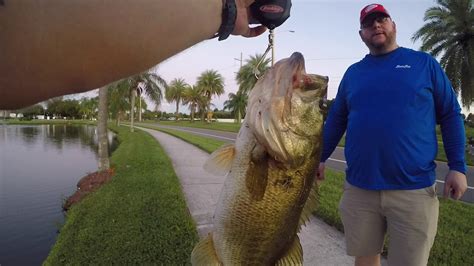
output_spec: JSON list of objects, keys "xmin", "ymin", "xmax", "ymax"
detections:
[
  {"xmin": 139, "ymin": 120, "xmax": 241, "ymax": 133},
  {"xmin": 134, "ymin": 123, "xmax": 227, "ymax": 153},
  {"xmin": 146, "ymin": 126, "xmax": 474, "ymax": 266},
  {"xmin": 45, "ymin": 125, "xmax": 198, "ymax": 265}
]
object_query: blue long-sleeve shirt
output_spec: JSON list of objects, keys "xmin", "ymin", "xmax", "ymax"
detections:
[{"xmin": 321, "ymin": 47, "xmax": 466, "ymax": 190}]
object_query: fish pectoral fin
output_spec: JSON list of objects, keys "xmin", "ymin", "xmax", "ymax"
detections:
[
  {"xmin": 245, "ymin": 156, "xmax": 269, "ymax": 201},
  {"xmin": 275, "ymin": 235, "xmax": 303, "ymax": 266},
  {"xmin": 297, "ymin": 182, "xmax": 320, "ymax": 231},
  {"xmin": 191, "ymin": 233, "xmax": 222, "ymax": 266},
  {"xmin": 204, "ymin": 144, "xmax": 236, "ymax": 175}
]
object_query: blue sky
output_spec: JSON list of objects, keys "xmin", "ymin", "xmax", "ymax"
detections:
[{"xmin": 78, "ymin": 0, "xmax": 442, "ymax": 114}]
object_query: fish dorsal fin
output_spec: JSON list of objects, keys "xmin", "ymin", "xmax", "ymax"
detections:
[
  {"xmin": 245, "ymin": 144, "xmax": 269, "ymax": 201},
  {"xmin": 275, "ymin": 235, "xmax": 303, "ymax": 266},
  {"xmin": 297, "ymin": 182, "xmax": 320, "ymax": 231},
  {"xmin": 191, "ymin": 233, "xmax": 221, "ymax": 266},
  {"xmin": 203, "ymin": 144, "xmax": 236, "ymax": 175}
]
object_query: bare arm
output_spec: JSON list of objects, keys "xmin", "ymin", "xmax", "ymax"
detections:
[{"xmin": 0, "ymin": 0, "xmax": 265, "ymax": 109}]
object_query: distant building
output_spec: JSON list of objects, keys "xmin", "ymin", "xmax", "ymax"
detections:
[{"xmin": 0, "ymin": 110, "xmax": 10, "ymax": 118}]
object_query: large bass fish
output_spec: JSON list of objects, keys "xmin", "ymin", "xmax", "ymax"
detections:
[{"xmin": 192, "ymin": 52, "xmax": 328, "ymax": 265}]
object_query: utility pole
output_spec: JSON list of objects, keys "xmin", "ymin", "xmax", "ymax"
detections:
[{"xmin": 234, "ymin": 52, "xmax": 243, "ymax": 69}]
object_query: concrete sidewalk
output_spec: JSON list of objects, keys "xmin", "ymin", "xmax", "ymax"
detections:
[{"xmin": 139, "ymin": 127, "xmax": 354, "ymax": 265}]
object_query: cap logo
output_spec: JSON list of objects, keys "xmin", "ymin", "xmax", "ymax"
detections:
[
  {"xmin": 364, "ymin": 4, "xmax": 379, "ymax": 13},
  {"xmin": 260, "ymin": 5, "xmax": 284, "ymax": 13}
]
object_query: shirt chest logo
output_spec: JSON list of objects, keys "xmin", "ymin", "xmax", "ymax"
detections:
[{"xmin": 395, "ymin": 64, "xmax": 411, "ymax": 69}]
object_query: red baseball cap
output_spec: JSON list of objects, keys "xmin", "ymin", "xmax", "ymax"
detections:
[{"xmin": 360, "ymin": 4, "xmax": 390, "ymax": 24}]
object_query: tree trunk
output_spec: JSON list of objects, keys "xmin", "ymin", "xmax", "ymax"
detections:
[
  {"xmin": 237, "ymin": 109, "xmax": 241, "ymax": 124},
  {"xmin": 206, "ymin": 95, "xmax": 211, "ymax": 123},
  {"xmin": 175, "ymin": 101, "xmax": 179, "ymax": 122},
  {"xmin": 98, "ymin": 86, "xmax": 110, "ymax": 171},
  {"xmin": 130, "ymin": 89, "xmax": 136, "ymax": 132},
  {"xmin": 139, "ymin": 96, "xmax": 142, "ymax": 122}
]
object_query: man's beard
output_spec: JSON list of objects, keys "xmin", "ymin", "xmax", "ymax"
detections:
[{"xmin": 366, "ymin": 31, "xmax": 396, "ymax": 51}]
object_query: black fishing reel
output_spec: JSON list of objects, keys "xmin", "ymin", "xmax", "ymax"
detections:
[{"xmin": 250, "ymin": 0, "xmax": 292, "ymax": 30}]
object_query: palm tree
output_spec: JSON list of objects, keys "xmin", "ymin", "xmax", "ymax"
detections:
[
  {"xmin": 412, "ymin": 0, "xmax": 474, "ymax": 108},
  {"xmin": 165, "ymin": 78, "xmax": 189, "ymax": 121},
  {"xmin": 134, "ymin": 95, "xmax": 148, "ymax": 120},
  {"xmin": 108, "ymin": 82, "xmax": 130, "ymax": 126},
  {"xmin": 197, "ymin": 70, "xmax": 225, "ymax": 122},
  {"xmin": 97, "ymin": 86, "xmax": 109, "ymax": 171},
  {"xmin": 236, "ymin": 54, "xmax": 271, "ymax": 95},
  {"xmin": 224, "ymin": 91, "xmax": 248, "ymax": 123},
  {"xmin": 114, "ymin": 71, "xmax": 167, "ymax": 132},
  {"xmin": 182, "ymin": 85, "xmax": 207, "ymax": 122}
]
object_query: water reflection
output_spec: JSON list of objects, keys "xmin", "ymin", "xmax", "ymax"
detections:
[
  {"xmin": 12, "ymin": 124, "xmax": 117, "ymax": 155},
  {"xmin": 0, "ymin": 124, "xmax": 117, "ymax": 265}
]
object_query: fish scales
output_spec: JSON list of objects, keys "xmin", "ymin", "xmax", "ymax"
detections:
[{"xmin": 192, "ymin": 52, "xmax": 328, "ymax": 265}]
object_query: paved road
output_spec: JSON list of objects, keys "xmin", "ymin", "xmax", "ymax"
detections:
[{"xmin": 138, "ymin": 123, "xmax": 474, "ymax": 203}]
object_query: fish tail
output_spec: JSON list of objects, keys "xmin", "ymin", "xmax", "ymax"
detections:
[
  {"xmin": 275, "ymin": 235, "xmax": 304, "ymax": 265},
  {"xmin": 191, "ymin": 233, "xmax": 221, "ymax": 266}
]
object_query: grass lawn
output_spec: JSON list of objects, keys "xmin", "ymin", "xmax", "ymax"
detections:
[
  {"xmin": 44, "ymin": 124, "xmax": 198, "ymax": 265},
  {"xmin": 139, "ymin": 120, "xmax": 241, "ymax": 133}
]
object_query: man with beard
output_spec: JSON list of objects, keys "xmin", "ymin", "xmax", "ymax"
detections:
[{"xmin": 317, "ymin": 4, "xmax": 467, "ymax": 266}]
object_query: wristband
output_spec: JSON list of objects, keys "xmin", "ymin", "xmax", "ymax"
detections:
[{"xmin": 215, "ymin": 0, "xmax": 237, "ymax": 41}]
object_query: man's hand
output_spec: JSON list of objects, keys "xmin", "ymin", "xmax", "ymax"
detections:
[
  {"xmin": 233, "ymin": 0, "xmax": 267, "ymax": 38},
  {"xmin": 443, "ymin": 170, "xmax": 467, "ymax": 200},
  {"xmin": 316, "ymin": 163, "xmax": 326, "ymax": 184}
]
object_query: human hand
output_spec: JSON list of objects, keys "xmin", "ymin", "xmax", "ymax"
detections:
[
  {"xmin": 443, "ymin": 170, "xmax": 467, "ymax": 200},
  {"xmin": 233, "ymin": 0, "xmax": 267, "ymax": 38},
  {"xmin": 316, "ymin": 163, "xmax": 325, "ymax": 183}
]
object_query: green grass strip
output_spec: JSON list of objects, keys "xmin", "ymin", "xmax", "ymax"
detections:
[
  {"xmin": 139, "ymin": 120, "xmax": 241, "ymax": 133},
  {"xmin": 45, "ymin": 125, "xmax": 198, "ymax": 265},
  {"xmin": 135, "ymin": 124, "xmax": 227, "ymax": 153}
]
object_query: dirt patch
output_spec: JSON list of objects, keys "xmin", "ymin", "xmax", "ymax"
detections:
[{"xmin": 63, "ymin": 168, "xmax": 114, "ymax": 211}]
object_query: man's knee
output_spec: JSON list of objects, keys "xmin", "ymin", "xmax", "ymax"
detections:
[{"xmin": 355, "ymin": 255, "xmax": 381, "ymax": 266}]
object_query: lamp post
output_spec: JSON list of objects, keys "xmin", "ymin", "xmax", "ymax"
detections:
[{"xmin": 272, "ymin": 30, "xmax": 295, "ymax": 66}]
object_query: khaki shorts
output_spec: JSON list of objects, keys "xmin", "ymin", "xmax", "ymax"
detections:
[{"xmin": 339, "ymin": 181, "xmax": 439, "ymax": 266}]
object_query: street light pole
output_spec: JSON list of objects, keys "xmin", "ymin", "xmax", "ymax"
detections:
[{"xmin": 272, "ymin": 30, "xmax": 295, "ymax": 66}]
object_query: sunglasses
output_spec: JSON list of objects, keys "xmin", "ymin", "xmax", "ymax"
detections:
[{"xmin": 361, "ymin": 16, "xmax": 390, "ymax": 29}]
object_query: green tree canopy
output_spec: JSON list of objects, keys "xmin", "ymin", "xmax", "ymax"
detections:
[
  {"xmin": 197, "ymin": 70, "xmax": 224, "ymax": 121},
  {"xmin": 236, "ymin": 54, "xmax": 271, "ymax": 95},
  {"xmin": 412, "ymin": 0, "xmax": 474, "ymax": 107},
  {"xmin": 182, "ymin": 85, "xmax": 207, "ymax": 122},
  {"xmin": 166, "ymin": 78, "xmax": 189, "ymax": 121},
  {"xmin": 223, "ymin": 90, "xmax": 248, "ymax": 123}
]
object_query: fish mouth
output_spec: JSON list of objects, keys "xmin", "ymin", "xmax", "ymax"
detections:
[
  {"xmin": 295, "ymin": 74, "xmax": 328, "ymax": 100},
  {"xmin": 300, "ymin": 74, "xmax": 328, "ymax": 91},
  {"xmin": 287, "ymin": 52, "xmax": 328, "ymax": 99}
]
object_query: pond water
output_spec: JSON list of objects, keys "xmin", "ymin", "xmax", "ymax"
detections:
[{"xmin": 0, "ymin": 124, "xmax": 117, "ymax": 265}]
